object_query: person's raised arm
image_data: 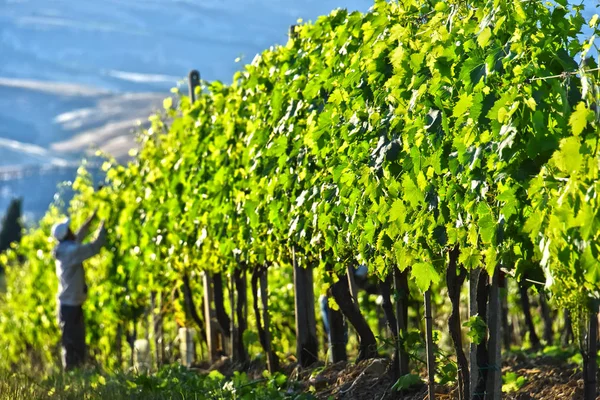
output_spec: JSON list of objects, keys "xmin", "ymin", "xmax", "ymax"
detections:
[
  {"xmin": 75, "ymin": 208, "xmax": 98, "ymax": 243},
  {"xmin": 70, "ymin": 221, "xmax": 107, "ymax": 264}
]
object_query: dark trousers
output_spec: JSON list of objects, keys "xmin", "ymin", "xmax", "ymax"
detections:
[{"xmin": 58, "ymin": 304, "xmax": 86, "ymax": 371}]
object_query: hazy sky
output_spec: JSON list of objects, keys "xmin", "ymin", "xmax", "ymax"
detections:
[
  {"xmin": 0, "ymin": 0, "xmax": 596, "ymax": 92},
  {"xmin": 0, "ymin": 0, "xmax": 374, "ymax": 91}
]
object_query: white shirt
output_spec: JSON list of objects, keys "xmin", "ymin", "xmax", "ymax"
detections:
[{"xmin": 54, "ymin": 229, "xmax": 105, "ymax": 306}]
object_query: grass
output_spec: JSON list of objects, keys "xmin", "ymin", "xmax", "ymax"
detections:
[
  {"xmin": 1, "ymin": 367, "xmax": 205, "ymax": 400},
  {"xmin": 0, "ymin": 365, "xmax": 312, "ymax": 400}
]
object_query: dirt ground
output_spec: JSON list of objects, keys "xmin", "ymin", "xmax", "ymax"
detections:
[
  {"xmin": 502, "ymin": 352, "xmax": 589, "ymax": 400},
  {"xmin": 282, "ymin": 353, "xmax": 598, "ymax": 400}
]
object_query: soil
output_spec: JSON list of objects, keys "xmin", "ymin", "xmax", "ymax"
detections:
[
  {"xmin": 502, "ymin": 352, "xmax": 589, "ymax": 400},
  {"xmin": 202, "ymin": 349, "xmax": 597, "ymax": 399},
  {"xmin": 275, "ymin": 353, "xmax": 599, "ymax": 400}
]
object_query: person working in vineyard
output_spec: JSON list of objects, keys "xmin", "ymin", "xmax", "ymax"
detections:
[{"xmin": 51, "ymin": 210, "xmax": 107, "ymax": 371}]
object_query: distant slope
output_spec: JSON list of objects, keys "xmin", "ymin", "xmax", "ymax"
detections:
[
  {"xmin": 0, "ymin": 78, "xmax": 165, "ymax": 220},
  {"xmin": 0, "ymin": 78, "xmax": 165, "ymax": 164}
]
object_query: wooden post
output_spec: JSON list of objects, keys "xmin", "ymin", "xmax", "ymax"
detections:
[
  {"xmin": 424, "ymin": 289, "xmax": 435, "ymax": 400},
  {"xmin": 473, "ymin": 269, "xmax": 490, "ymax": 400},
  {"xmin": 203, "ymin": 272, "xmax": 219, "ymax": 363},
  {"xmin": 447, "ymin": 246, "xmax": 469, "ymax": 400},
  {"xmin": 229, "ymin": 273, "xmax": 235, "ymax": 362},
  {"xmin": 260, "ymin": 268, "xmax": 277, "ymax": 372},
  {"xmin": 469, "ymin": 268, "xmax": 480, "ymax": 399},
  {"xmin": 328, "ymin": 305, "xmax": 347, "ymax": 363},
  {"xmin": 486, "ymin": 267, "xmax": 502, "ymax": 400},
  {"xmin": 188, "ymin": 70, "xmax": 200, "ymax": 102},
  {"xmin": 289, "ymin": 25, "xmax": 298, "ymax": 40},
  {"xmin": 293, "ymin": 248, "xmax": 318, "ymax": 367},
  {"xmin": 379, "ymin": 275, "xmax": 397, "ymax": 375},
  {"xmin": 151, "ymin": 291, "xmax": 164, "ymax": 369},
  {"xmin": 134, "ymin": 338, "xmax": 151, "ymax": 372},
  {"xmin": 583, "ymin": 300, "xmax": 599, "ymax": 400},
  {"xmin": 394, "ymin": 269, "xmax": 410, "ymax": 377},
  {"xmin": 234, "ymin": 267, "xmax": 249, "ymax": 367},
  {"xmin": 178, "ymin": 327, "xmax": 196, "ymax": 367},
  {"xmin": 229, "ymin": 272, "xmax": 241, "ymax": 363},
  {"xmin": 499, "ymin": 273, "xmax": 512, "ymax": 350}
]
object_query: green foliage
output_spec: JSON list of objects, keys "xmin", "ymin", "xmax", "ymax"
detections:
[
  {"xmin": 502, "ymin": 372, "xmax": 528, "ymax": 393},
  {"xmin": 541, "ymin": 345, "xmax": 578, "ymax": 360},
  {"xmin": 391, "ymin": 373, "xmax": 422, "ymax": 391},
  {"xmin": 0, "ymin": 365, "xmax": 313, "ymax": 400},
  {"xmin": 0, "ymin": 0, "xmax": 597, "ymax": 378},
  {"xmin": 0, "ymin": 206, "xmax": 63, "ymax": 372},
  {"xmin": 411, "ymin": 263, "xmax": 440, "ymax": 292},
  {"xmin": 463, "ymin": 315, "xmax": 487, "ymax": 345},
  {"xmin": 526, "ymin": 65, "xmax": 600, "ymax": 314},
  {"xmin": 437, "ymin": 362, "xmax": 458, "ymax": 386}
]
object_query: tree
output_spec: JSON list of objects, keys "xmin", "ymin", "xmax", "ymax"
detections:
[{"xmin": 0, "ymin": 198, "xmax": 23, "ymax": 273}]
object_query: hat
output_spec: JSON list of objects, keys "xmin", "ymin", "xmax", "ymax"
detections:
[{"xmin": 51, "ymin": 218, "xmax": 71, "ymax": 241}]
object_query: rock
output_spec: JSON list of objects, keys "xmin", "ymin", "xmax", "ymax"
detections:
[
  {"xmin": 362, "ymin": 358, "xmax": 388, "ymax": 377},
  {"xmin": 308, "ymin": 375, "xmax": 330, "ymax": 390}
]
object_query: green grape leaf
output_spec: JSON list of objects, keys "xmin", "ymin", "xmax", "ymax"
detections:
[
  {"xmin": 403, "ymin": 176, "xmax": 424, "ymax": 208},
  {"xmin": 497, "ymin": 186, "xmax": 518, "ymax": 220},
  {"xmin": 463, "ymin": 315, "xmax": 487, "ymax": 344},
  {"xmin": 459, "ymin": 248, "xmax": 482, "ymax": 270},
  {"xmin": 552, "ymin": 137, "xmax": 582, "ymax": 173},
  {"xmin": 477, "ymin": 27, "xmax": 492, "ymax": 48},
  {"xmin": 483, "ymin": 246, "xmax": 497, "ymax": 277},
  {"xmin": 389, "ymin": 199, "xmax": 405, "ymax": 222},
  {"xmin": 411, "ymin": 262, "xmax": 440, "ymax": 292},
  {"xmin": 453, "ymin": 93, "xmax": 473, "ymax": 119},
  {"xmin": 582, "ymin": 246, "xmax": 600, "ymax": 287},
  {"xmin": 478, "ymin": 214, "xmax": 496, "ymax": 245},
  {"xmin": 569, "ymin": 102, "xmax": 594, "ymax": 136}
]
